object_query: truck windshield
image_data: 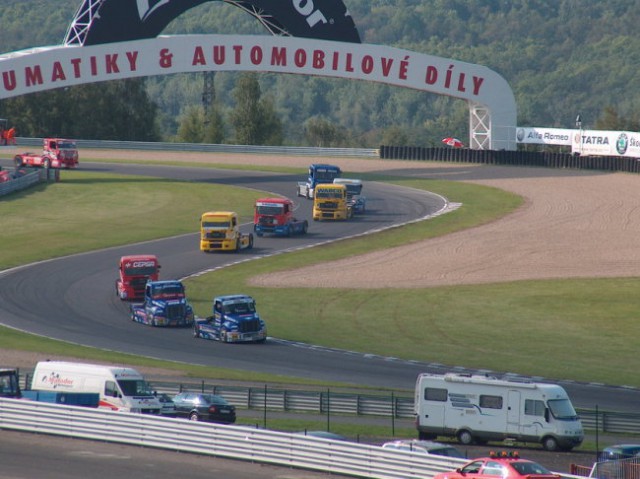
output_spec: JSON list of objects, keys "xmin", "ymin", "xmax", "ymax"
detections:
[
  {"xmin": 124, "ymin": 264, "xmax": 157, "ymax": 276},
  {"xmin": 315, "ymin": 170, "xmax": 339, "ymax": 181},
  {"xmin": 118, "ymin": 379, "xmax": 154, "ymax": 397},
  {"xmin": 316, "ymin": 189, "xmax": 343, "ymax": 199},
  {"xmin": 202, "ymin": 220, "xmax": 230, "ymax": 228},
  {"xmin": 223, "ymin": 301, "xmax": 256, "ymax": 314},
  {"xmin": 59, "ymin": 142, "xmax": 76, "ymax": 149},
  {"xmin": 0, "ymin": 372, "xmax": 19, "ymax": 397},
  {"xmin": 344, "ymin": 184, "xmax": 362, "ymax": 195},
  {"xmin": 151, "ymin": 284, "xmax": 184, "ymax": 298},
  {"xmin": 256, "ymin": 204, "xmax": 284, "ymax": 215},
  {"xmin": 548, "ymin": 398, "xmax": 578, "ymax": 419}
]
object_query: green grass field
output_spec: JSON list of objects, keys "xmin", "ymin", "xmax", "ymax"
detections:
[{"xmin": 0, "ymin": 165, "xmax": 638, "ymax": 389}]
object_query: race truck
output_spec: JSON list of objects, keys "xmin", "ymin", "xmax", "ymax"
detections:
[
  {"xmin": 200, "ymin": 211, "xmax": 254, "ymax": 252},
  {"xmin": 193, "ymin": 294, "xmax": 266, "ymax": 343},
  {"xmin": 14, "ymin": 138, "xmax": 79, "ymax": 169},
  {"xmin": 253, "ymin": 197, "xmax": 308, "ymax": 237},
  {"xmin": 130, "ymin": 280, "xmax": 194, "ymax": 327},
  {"xmin": 296, "ymin": 163, "xmax": 341, "ymax": 199},
  {"xmin": 312, "ymin": 183, "xmax": 353, "ymax": 221},
  {"xmin": 116, "ymin": 254, "xmax": 161, "ymax": 300},
  {"xmin": 333, "ymin": 178, "xmax": 366, "ymax": 214}
]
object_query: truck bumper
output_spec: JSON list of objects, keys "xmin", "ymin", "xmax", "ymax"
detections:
[{"xmin": 200, "ymin": 239, "xmax": 236, "ymax": 251}]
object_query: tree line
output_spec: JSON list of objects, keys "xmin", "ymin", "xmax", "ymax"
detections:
[{"xmin": 1, "ymin": 0, "xmax": 640, "ymax": 146}]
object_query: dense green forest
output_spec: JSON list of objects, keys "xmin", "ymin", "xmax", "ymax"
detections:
[{"xmin": 1, "ymin": 0, "xmax": 639, "ymax": 146}]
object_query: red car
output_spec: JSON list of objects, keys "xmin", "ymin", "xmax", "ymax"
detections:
[{"xmin": 433, "ymin": 452, "xmax": 560, "ymax": 479}]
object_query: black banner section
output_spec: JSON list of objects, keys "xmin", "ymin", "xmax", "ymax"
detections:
[{"xmin": 71, "ymin": 0, "xmax": 360, "ymax": 46}]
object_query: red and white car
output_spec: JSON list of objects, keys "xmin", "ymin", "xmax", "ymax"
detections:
[{"xmin": 433, "ymin": 453, "xmax": 560, "ymax": 479}]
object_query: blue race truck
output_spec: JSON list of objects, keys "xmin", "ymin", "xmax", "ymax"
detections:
[
  {"xmin": 130, "ymin": 280, "xmax": 194, "ymax": 327},
  {"xmin": 296, "ymin": 163, "xmax": 341, "ymax": 199},
  {"xmin": 193, "ymin": 294, "xmax": 267, "ymax": 343}
]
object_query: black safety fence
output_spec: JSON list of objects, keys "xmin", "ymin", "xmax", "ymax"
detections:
[{"xmin": 379, "ymin": 145, "xmax": 640, "ymax": 174}]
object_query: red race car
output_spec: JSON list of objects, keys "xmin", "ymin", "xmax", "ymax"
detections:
[{"xmin": 433, "ymin": 452, "xmax": 560, "ymax": 479}]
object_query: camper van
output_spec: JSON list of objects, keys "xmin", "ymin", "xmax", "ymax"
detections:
[
  {"xmin": 31, "ymin": 361, "xmax": 161, "ymax": 414},
  {"xmin": 414, "ymin": 373, "xmax": 584, "ymax": 451}
]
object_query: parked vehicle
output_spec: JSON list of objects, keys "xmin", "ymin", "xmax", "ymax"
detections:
[
  {"xmin": 200, "ymin": 211, "xmax": 254, "ymax": 252},
  {"xmin": 172, "ymin": 392, "xmax": 236, "ymax": 424},
  {"xmin": 333, "ymin": 178, "xmax": 366, "ymax": 213},
  {"xmin": 30, "ymin": 361, "xmax": 162, "ymax": 414},
  {"xmin": 193, "ymin": 294, "xmax": 267, "ymax": 343},
  {"xmin": 312, "ymin": 183, "xmax": 352, "ymax": 221},
  {"xmin": 116, "ymin": 254, "xmax": 161, "ymax": 300},
  {"xmin": 381, "ymin": 440, "xmax": 465, "ymax": 458},
  {"xmin": 297, "ymin": 430, "xmax": 348, "ymax": 441},
  {"xmin": 156, "ymin": 392, "xmax": 177, "ymax": 417},
  {"xmin": 297, "ymin": 163, "xmax": 341, "ymax": 199},
  {"xmin": 0, "ymin": 368, "xmax": 21, "ymax": 398},
  {"xmin": 253, "ymin": 197, "xmax": 308, "ymax": 237},
  {"xmin": 130, "ymin": 280, "xmax": 194, "ymax": 327},
  {"xmin": 14, "ymin": 138, "xmax": 79, "ymax": 169},
  {"xmin": 414, "ymin": 373, "xmax": 584, "ymax": 451},
  {"xmin": 599, "ymin": 444, "xmax": 640, "ymax": 460},
  {"xmin": 432, "ymin": 452, "xmax": 560, "ymax": 479}
]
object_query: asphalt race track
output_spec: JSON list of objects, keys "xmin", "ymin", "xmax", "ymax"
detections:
[{"xmin": 1, "ymin": 161, "xmax": 639, "ymax": 414}]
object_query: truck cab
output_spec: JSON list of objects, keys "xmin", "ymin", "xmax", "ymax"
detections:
[
  {"xmin": 333, "ymin": 178, "xmax": 366, "ymax": 214},
  {"xmin": 130, "ymin": 280, "xmax": 194, "ymax": 327},
  {"xmin": 200, "ymin": 211, "xmax": 254, "ymax": 252},
  {"xmin": 116, "ymin": 254, "xmax": 161, "ymax": 300},
  {"xmin": 194, "ymin": 294, "xmax": 267, "ymax": 343},
  {"xmin": 312, "ymin": 183, "xmax": 353, "ymax": 221},
  {"xmin": 14, "ymin": 138, "xmax": 79, "ymax": 169},
  {"xmin": 297, "ymin": 163, "xmax": 341, "ymax": 199},
  {"xmin": 254, "ymin": 198, "xmax": 308, "ymax": 237}
]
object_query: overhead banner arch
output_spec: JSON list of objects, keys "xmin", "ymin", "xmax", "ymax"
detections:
[{"xmin": 0, "ymin": 35, "xmax": 517, "ymax": 150}]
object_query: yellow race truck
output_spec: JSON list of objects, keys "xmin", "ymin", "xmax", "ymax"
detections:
[
  {"xmin": 200, "ymin": 211, "xmax": 254, "ymax": 252},
  {"xmin": 312, "ymin": 183, "xmax": 353, "ymax": 221}
]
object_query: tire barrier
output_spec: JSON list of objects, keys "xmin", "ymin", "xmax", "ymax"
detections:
[{"xmin": 379, "ymin": 145, "xmax": 640, "ymax": 174}]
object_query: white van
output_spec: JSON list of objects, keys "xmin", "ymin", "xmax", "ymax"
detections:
[
  {"xmin": 414, "ymin": 373, "xmax": 584, "ymax": 451},
  {"xmin": 31, "ymin": 361, "xmax": 162, "ymax": 414}
]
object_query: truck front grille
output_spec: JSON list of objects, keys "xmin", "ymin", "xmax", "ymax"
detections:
[{"xmin": 238, "ymin": 318, "xmax": 261, "ymax": 333}]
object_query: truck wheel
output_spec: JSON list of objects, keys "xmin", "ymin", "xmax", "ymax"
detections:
[
  {"xmin": 193, "ymin": 326, "xmax": 200, "ymax": 338},
  {"xmin": 457, "ymin": 430, "xmax": 474, "ymax": 445},
  {"xmin": 234, "ymin": 239, "xmax": 240, "ymax": 252},
  {"xmin": 189, "ymin": 412, "xmax": 199, "ymax": 421},
  {"xmin": 542, "ymin": 436, "xmax": 559, "ymax": 451},
  {"xmin": 302, "ymin": 221, "xmax": 308, "ymax": 234},
  {"xmin": 43, "ymin": 159, "xmax": 51, "ymax": 169},
  {"xmin": 248, "ymin": 234, "xmax": 254, "ymax": 249},
  {"xmin": 13, "ymin": 156, "xmax": 23, "ymax": 168},
  {"xmin": 285, "ymin": 226, "xmax": 291, "ymax": 237}
]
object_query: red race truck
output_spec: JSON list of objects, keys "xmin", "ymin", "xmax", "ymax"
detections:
[
  {"xmin": 253, "ymin": 197, "xmax": 308, "ymax": 237},
  {"xmin": 116, "ymin": 254, "xmax": 161, "ymax": 300},
  {"xmin": 14, "ymin": 138, "xmax": 79, "ymax": 169}
]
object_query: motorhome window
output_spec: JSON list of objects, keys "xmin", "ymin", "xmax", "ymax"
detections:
[
  {"xmin": 479, "ymin": 395, "xmax": 503, "ymax": 409},
  {"xmin": 118, "ymin": 379, "xmax": 153, "ymax": 396},
  {"xmin": 548, "ymin": 398, "xmax": 578, "ymax": 419},
  {"xmin": 525, "ymin": 399, "xmax": 545, "ymax": 416},
  {"xmin": 424, "ymin": 387, "xmax": 447, "ymax": 401}
]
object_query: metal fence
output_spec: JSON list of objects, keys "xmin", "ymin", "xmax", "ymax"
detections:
[
  {"xmin": 144, "ymin": 379, "xmax": 640, "ymax": 436},
  {"xmin": 0, "ymin": 167, "xmax": 57, "ymax": 197},
  {"xmin": 0, "ymin": 397, "xmax": 585, "ymax": 479},
  {"xmin": 15, "ymin": 137, "xmax": 379, "ymax": 158}
]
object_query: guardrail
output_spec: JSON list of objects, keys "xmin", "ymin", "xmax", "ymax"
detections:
[
  {"xmin": 0, "ymin": 167, "xmax": 57, "ymax": 197},
  {"xmin": 14, "ymin": 137, "xmax": 379, "ymax": 158},
  {"xmin": 0, "ymin": 398, "xmax": 585, "ymax": 479}
]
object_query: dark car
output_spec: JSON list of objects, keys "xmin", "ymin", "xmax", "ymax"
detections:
[
  {"xmin": 172, "ymin": 392, "xmax": 236, "ymax": 424},
  {"xmin": 382, "ymin": 440, "xmax": 465, "ymax": 458},
  {"xmin": 600, "ymin": 444, "xmax": 640, "ymax": 460},
  {"xmin": 156, "ymin": 392, "xmax": 177, "ymax": 417}
]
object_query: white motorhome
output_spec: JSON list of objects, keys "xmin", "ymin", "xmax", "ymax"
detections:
[
  {"xmin": 414, "ymin": 373, "xmax": 584, "ymax": 451},
  {"xmin": 31, "ymin": 361, "xmax": 161, "ymax": 414}
]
